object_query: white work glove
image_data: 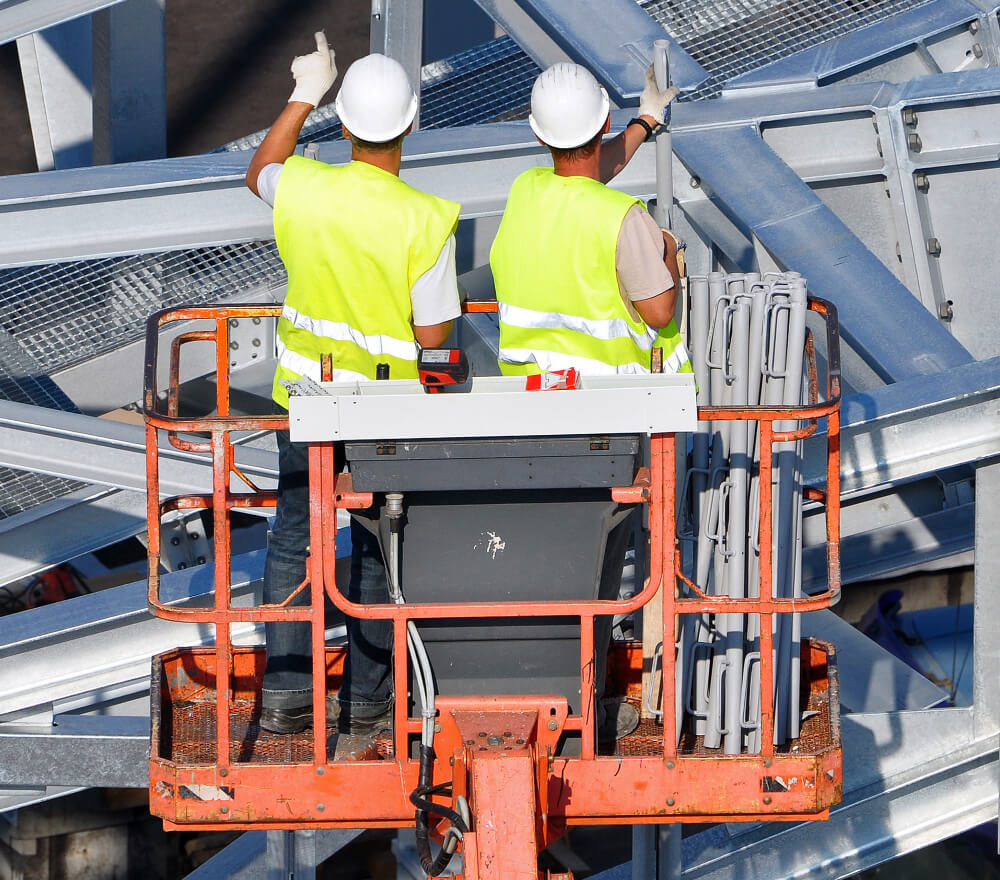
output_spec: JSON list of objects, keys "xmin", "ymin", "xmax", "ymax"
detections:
[
  {"xmin": 288, "ymin": 31, "xmax": 338, "ymax": 107},
  {"xmin": 638, "ymin": 64, "xmax": 680, "ymax": 126}
]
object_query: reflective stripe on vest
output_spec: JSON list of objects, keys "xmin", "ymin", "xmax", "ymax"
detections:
[
  {"xmin": 490, "ymin": 167, "xmax": 691, "ymax": 376},
  {"xmin": 270, "ymin": 156, "xmax": 459, "ymax": 407}
]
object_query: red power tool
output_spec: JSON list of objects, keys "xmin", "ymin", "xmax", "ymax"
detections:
[{"xmin": 418, "ymin": 348, "xmax": 470, "ymax": 392}]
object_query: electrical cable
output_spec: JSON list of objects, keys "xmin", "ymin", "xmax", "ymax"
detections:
[{"xmin": 384, "ymin": 493, "xmax": 463, "ymax": 876}]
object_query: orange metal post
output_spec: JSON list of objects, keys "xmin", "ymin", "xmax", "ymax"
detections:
[{"xmin": 466, "ymin": 754, "xmax": 539, "ymax": 880}]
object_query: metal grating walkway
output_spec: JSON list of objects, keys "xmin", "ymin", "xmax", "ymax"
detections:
[{"xmin": 640, "ymin": 0, "xmax": 939, "ymax": 99}]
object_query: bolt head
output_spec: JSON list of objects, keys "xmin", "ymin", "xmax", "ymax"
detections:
[
  {"xmin": 317, "ymin": 803, "xmax": 325, "ymax": 812},
  {"xmin": 667, "ymin": 797, "xmax": 675, "ymax": 806},
  {"xmin": 547, "ymin": 720, "xmax": 558, "ymax": 731},
  {"xmin": 316, "ymin": 766, "xmax": 325, "ymax": 775},
  {"xmin": 220, "ymin": 805, "xmax": 229, "ymax": 814},
  {"xmin": 763, "ymin": 795, "xmax": 772, "ymax": 805},
  {"xmin": 219, "ymin": 768, "xmax": 228, "ymax": 777}
]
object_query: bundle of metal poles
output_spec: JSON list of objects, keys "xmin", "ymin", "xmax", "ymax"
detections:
[{"xmin": 668, "ymin": 270, "xmax": 809, "ymax": 754}]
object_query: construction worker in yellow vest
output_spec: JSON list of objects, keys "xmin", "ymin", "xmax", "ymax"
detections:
[
  {"xmin": 490, "ymin": 62, "xmax": 692, "ymax": 377},
  {"xmin": 491, "ymin": 63, "xmax": 690, "ymax": 745},
  {"xmin": 246, "ymin": 34, "xmax": 460, "ymax": 758}
]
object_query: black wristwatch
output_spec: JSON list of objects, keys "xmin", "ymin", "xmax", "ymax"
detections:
[{"xmin": 628, "ymin": 117, "xmax": 657, "ymax": 141}]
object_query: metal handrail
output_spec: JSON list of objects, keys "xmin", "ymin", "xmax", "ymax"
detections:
[{"xmin": 144, "ymin": 296, "xmax": 841, "ymax": 765}]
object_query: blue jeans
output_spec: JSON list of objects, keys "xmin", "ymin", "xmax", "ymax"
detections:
[{"xmin": 261, "ymin": 431, "xmax": 393, "ymax": 721}]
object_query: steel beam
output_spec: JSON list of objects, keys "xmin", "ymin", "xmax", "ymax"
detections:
[
  {"xmin": 513, "ymin": 0, "xmax": 707, "ymax": 100},
  {"xmin": 0, "ymin": 550, "xmax": 265, "ymax": 718},
  {"xmin": 0, "ymin": 0, "xmax": 123, "ymax": 45},
  {"xmin": 3, "ymin": 70, "xmax": 998, "ymax": 278},
  {"xmin": 370, "ymin": 0, "xmax": 423, "ymax": 130},
  {"xmin": 16, "ymin": 19, "xmax": 93, "ymax": 170},
  {"xmin": 91, "ymin": 0, "xmax": 166, "ymax": 163},
  {"xmin": 672, "ymin": 123, "xmax": 972, "ymax": 383},
  {"xmin": 973, "ymin": 459, "xmax": 1000, "ymax": 740},
  {"xmin": 804, "ymin": 356, "xmax": 1000, "ymax": 494},
  {"xmin": 593, "ymin": 710, "xmax": 998, "ymax": 880},
  {"xmin": 0, "ymin": 487, "xmax": 144, "ymax": 587},
  {"xmin": 470, "ymin": 0, "xmax": 573, "ymax": 71},
  {"xmin": 0, "ymin": 399, "xmax": 277, "ymax": 497},
  {"xmin": 0, "ymin": 152, "xmax": 273, "ymax": 267},
  {"xmin": 730, "ymin": 0, "xmax": 993, "ymax": 89},
  {"xmin": 0, "ymin": 715, "xmax": 148, "ymax": 787}
]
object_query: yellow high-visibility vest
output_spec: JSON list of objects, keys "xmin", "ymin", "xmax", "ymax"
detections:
[
  {"xmin": 490, "ymin": 167, "xmax": 691, "ymax": 375},
  {"xmin": 270, "ymin": 156, "xmax": 460, "ymax": 407}
]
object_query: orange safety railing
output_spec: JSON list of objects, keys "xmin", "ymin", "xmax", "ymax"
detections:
[{"xmin": 144, "ymin": 298, "xmax": 841, "ymax": 840}]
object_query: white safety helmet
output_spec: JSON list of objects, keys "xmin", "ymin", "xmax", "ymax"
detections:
[
  {"xmin": 335, "ymin": 53, "xmax": 418, "ymax": 143},
  {"xmin": 528, "ymin": 63, "xmax": 610, "ymax": 150}
]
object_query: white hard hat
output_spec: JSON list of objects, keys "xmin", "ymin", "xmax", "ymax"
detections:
[
  {"xmin": 528, "ymin": 63, "xmax": 610, "ymax": 149},
  {"xmin": 335, "ymin": 53, "xmax": 418, "ymax": 142}
]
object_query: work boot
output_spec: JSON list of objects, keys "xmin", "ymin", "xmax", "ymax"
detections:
[
  {"xmin": 259, "ymin": 693, "xmax": 341, "ymax": 734},
  {"xmin": 337, "ymin": 704, "xmax": 393, "ymax": 738},
  {"xmin": 597, "ymin": 701, "xmax": 640, "ymax": 745}
]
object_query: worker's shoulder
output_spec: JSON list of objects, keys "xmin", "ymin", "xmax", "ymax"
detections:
[{"xmin": 391, "ymin": 175, "xmax": 460, "ymax": 225}]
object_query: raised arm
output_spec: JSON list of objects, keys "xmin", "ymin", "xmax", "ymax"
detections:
[
  {"xmin": 599, "ymin": 65, "xmax": 679, "ymax": 184},
  {"xmin": 246, "ymin": 31, "xmax": 338, "ymax": 196}
]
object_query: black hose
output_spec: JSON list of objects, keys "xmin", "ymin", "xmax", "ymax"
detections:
[{"xmin": 410, "ymin": 744, "xmax": 468, "ymax": 876}]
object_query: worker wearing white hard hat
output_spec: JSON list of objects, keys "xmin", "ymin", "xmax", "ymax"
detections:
[
  {"xmin": 492, "ymin": 62, "xmax": 691, "ymax": 378},
  {"xmin": 246, "ymin": 35, "xmax": 461, "ymax": 758},
  {"xmin": 490, "ymin": 62, "xmax": 691, "ymax": 745}
]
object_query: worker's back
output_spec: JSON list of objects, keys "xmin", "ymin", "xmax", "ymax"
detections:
[{"xmin": 271, "ymin": 156, "xmax": 459, "ymax": 400}]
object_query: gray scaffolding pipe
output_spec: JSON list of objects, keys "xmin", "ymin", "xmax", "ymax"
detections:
[{"xmin": 675, "ymin": 272, "xmax": 811, "ymax": 755}]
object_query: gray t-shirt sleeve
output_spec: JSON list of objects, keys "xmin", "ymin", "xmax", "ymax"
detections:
[{"xmin": 615, "ymin": 206, "xmax": 675, "ymax": 302}]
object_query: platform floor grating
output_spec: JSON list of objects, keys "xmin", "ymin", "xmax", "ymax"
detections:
[{"xmin": 166, "ymin": 688, "xmax": 831, "ymax": 765}]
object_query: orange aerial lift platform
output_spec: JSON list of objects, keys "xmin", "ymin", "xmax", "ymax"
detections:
[{"xmin": 143, "ymin": 301, "xmax": 842, "ymax": 878}]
